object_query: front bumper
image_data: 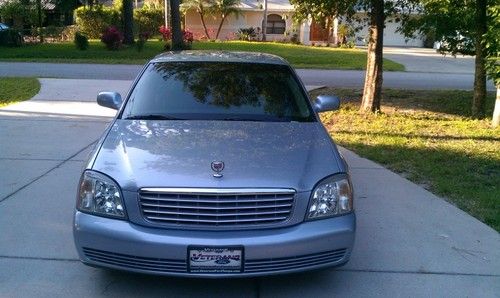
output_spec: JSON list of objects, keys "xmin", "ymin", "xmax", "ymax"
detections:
[{"xmin": 73, "ymin": 211, "xmax": 356, "ymax": 278}]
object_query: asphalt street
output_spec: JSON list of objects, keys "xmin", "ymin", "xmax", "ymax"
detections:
[
  {"xmin": 0, "ymin": 61, "xmax": 496, "ymax": 90},
  {"xmin": 0, "ymin": 79, "xmax": 499, "ymax": 297}
]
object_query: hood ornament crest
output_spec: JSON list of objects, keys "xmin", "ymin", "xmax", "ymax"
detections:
[{"xmin": 211, "ymin": 161, "xmax": 224, "ymax": 178}]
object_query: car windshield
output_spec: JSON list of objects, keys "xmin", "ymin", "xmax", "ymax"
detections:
[{"xmin": 121, "ymin": 62, "xmax": 315, "ymax": 122}]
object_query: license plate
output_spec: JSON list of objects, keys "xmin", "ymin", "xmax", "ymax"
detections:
[{"xmin": 188, "ymin": 246, "xmax": 243, "ymax": 273}]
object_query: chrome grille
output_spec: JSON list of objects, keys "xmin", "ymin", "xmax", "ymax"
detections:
[
  {"xmin": 83, "ymin": 247, "xmax": 347, "ymax": 275},
  {"xmin": 139, "ymin": 188, "xmax": 295, "ymax": 226},
  {"xmin": 83, "ymin": 247, "xmax": 187, "ymax": 273},
  {"xmin": 245, "ymin": 249, "xmax": 347, "ymax": 273}
]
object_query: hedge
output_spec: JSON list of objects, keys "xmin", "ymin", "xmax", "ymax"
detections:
[
  {"xmin": 134, "ymin": 8, "xmax": 163, "ymax": 35},
  {"xmin": 74, "ymin": 6, "xmax": 120, "ymax": 39}
]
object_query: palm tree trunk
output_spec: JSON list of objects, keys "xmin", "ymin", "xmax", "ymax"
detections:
[
  {"xmin": 360, "ymin": 0, "xmax": 384, "ymax": 113},
  {"xmin": 199, "ymin": 12, "xmax": 211, "ymax": 39},
  {"xmin": 262, "ymin": 0, "xmax": 267, "ymax": 41},
  {"xmin": 215, "ymin": 15, "xmax": 227, "ymax": 40}
]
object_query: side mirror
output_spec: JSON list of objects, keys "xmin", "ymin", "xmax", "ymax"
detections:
[
  {"xmin": 313, "ymin": 95, "xmax": 340, "ymax": 113},
  {"xmin": 97, "ymin": 91, "xmax": 122, "ymax": 110}
]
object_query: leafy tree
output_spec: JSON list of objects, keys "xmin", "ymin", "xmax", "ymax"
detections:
[
  {"xmin": 211, "ymin": 0, "xmax": 241, "ymax": 39},
  {"xmin": 181, "ymin": 0, "xmax": 212, "ymax": 39},
  {"xmin": 291, "ymin": 0, "xmax": 395, "ymax": 112},
  {"xmin": 0, "ymin": 0, "xmax": 40, "ymax": 28},
  {"xmin": 399, "ymin": 0, "xmax": 494, "ymax": 118},
  {"xmin": 289, "ymin": 0, "xmax": 356, "ymax": 43}
]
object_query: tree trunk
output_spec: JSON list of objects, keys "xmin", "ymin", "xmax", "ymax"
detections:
[
  {"xmin": 199, "ymin": 11, "xmax": 211, "ymax": 39},
  {"xmin": 164, "ymin": 0, "xmax": 169, "ymax": 28},
  {"xmin": 360, "ymin": 0, "xmax": 384, "ymax": 113},
  {"xmin": 262, "ymin": 0, "xmax": 267, "ymax": 41},
  {"xmin": 37, "ymin": 0, "xmax": 43, "ymax": 42},
  {"xmin": 215, "ymin": 15, "xmax": 227, "ymax": 40},
  {"xmin": 492, "ymin": 87, "xmax": 500, "ymax": 128},
  {"xmin": 472, "ymin": 0, "xmax": 487, "ymax": 118},
  {"xmin": 170, "ymin": 0, "xmax": 183, "ymax": 50},
  {"xmin": 332, "ymin": 17, "xmax": 338, "ymax": 45},
  {"xmin": 122, "ymin": 0, "xmax": 134, "ymax": 45}
]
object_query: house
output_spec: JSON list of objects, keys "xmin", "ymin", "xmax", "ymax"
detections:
[{"xmin": 183, "ymin": 0, "xmax": 425, "ymax": 47}]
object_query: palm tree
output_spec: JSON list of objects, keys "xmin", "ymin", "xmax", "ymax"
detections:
[
  {"xmin": 211, "ymin": 0, "xmax": 241, "ymax": 40},
  {"xmin": 181, "ymin": 0, "xmax": 212, "ymax": 39}
]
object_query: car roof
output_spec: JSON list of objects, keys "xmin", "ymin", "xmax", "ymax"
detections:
[{"xmin": 150, "ymin": 51, "xmax": 289, "ymax": 66}]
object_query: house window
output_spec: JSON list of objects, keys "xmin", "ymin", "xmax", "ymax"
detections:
[{"xmin": 265, "ymin": 14, "xmax": 286, "ymax": 34}]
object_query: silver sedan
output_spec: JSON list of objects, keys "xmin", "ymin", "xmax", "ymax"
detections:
[{"xmin": 73, "ymin": 51, "xmax": 355, "ymax": 277}]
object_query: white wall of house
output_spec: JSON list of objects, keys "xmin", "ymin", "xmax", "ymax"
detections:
[
  {"xmin": 184, "ymin": 10, "xmax": 295, "ymax": 41},
  {"xmin": 352, "ymin": 16, "xmax": 424, "ymax": 47},
  {"xmin": 183, "ymin": 3, "xmax": 425, "ymax": 47}
]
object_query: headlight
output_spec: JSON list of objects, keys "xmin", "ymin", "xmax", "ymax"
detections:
[
  {"xmin": 306, "ymin": 174, "xmax": 353, "ymax": 220},
  {"xmin": 77, "ymin": 170, "xmax": 126, "ymax": 218}
]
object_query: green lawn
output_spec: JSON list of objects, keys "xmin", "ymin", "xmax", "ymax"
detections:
[
  {"xmin": 310, "ymin": 88, "xmax": 500, "ymax": 231},
  {"xmin": 0, "ymin": 77, "xmax": 40, "ymax": 107},
  {"xmin": 0, "ymin": 40, "xmax": 404, "ymax": 71}
]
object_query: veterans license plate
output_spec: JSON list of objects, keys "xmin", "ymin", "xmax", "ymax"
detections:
[{"xmin": 188, "ymin": 246, "xmax": 243, "ymax": 273}]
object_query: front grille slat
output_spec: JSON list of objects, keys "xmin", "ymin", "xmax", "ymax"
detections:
[
  {"xmin": 83, "ymin": 247, "xmax": 347, "ymax": 275},
  {"xmin": 139, "ymin": 189, "xmax": 295, "ymax": 227},
  {"xmin": 142, "ymin": 209, "xmax": 291, "ymax": 217},
  {"xmin": 140, "ymin": 202, "xmax": 293, "ymax": 210}
]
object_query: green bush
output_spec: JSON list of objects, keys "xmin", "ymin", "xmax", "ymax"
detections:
[
  {"xmin": 74, "ymin": 6, "xmax": 120, "ymax": 39},
  {"xmin": 236, "ymin": 27, "xmax": 257, "ymax": 41},
  {"xmin": 0, "ymin": 28, "xmax": 22, "ymax": 46},
  {"xmin": 74, "ymin": 32, "xmax": 89, "ymax": 50},
  {"xmin": 134, "ymin": 8, "xmax": 163, "ymax": 36}
]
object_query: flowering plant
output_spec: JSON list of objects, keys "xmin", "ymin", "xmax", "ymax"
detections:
[{"xmin": 101, "ymin": 26, "xmax": 123, "ymax": 50}]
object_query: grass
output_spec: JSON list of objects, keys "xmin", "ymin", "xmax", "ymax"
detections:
[
  {"xmin": 0, "ymin": 40, "xmax": 405, "ymax": 71},
  {"xmin": 310, "ymin": 88, "xmax": 500, "ymax": 232},
  {"xmin": 0, "ymin": 77, "xmax": 40, "ymax": 107}
]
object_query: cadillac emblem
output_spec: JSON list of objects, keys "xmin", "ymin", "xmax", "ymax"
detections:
[{"xmin": 211, "ymin": 161, "xmax": 225, "ymax": 178}]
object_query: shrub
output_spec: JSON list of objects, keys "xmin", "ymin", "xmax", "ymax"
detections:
[
  {"xmin": 236, "ymin": 27, "xmax": 257, "ymax": 41},
  {"xmin": 159, "ymin": 25, "xmax": 171, "ymax": 40},
  {"xmin": 101, "ymin": 26, "xmax": 123, "ymax": 50},
  {"xmin": 75, "ymin": 6, "xmax": 120, "ymax": 39},
  {"xmin": 183, "ymin": 29, "xmax": 194, "ymax": 44},
  {"xmin": 134, "ymin": 8, "xmax": 163, "ymax": 37},
  {"xmin": 159, "ymin": 26, "xmax": 194, "ymax": 45},
  {"xmin": 290, "ymin": 33, "xmax": 300, "ymax": 44},
  {"xmin": 74, "ymin": 31, "xmax": 89, "ymax": 50}
]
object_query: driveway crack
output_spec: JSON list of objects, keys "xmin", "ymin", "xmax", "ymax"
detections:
[{"xmin": 0, "ymin": 140, "xmax": 97, "ymax": 204}]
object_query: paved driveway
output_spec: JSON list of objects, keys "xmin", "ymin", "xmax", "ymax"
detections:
[{"xmin": 0, "ymin": 80, "xmax": 499, "ymax": 297}]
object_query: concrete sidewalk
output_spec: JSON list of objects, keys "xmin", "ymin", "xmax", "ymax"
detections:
[{"xmin": 0, "ymin": 80, "xmax": 499, "ymax": 297}]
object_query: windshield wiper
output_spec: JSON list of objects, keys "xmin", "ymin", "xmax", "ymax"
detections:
[{"xmin": 124, "ymin": 114, "xmax": 186, "ymax": 120}]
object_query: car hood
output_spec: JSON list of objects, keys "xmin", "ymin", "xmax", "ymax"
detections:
[{"xmin": 91, "ymin": 120, "xmax": 346, "ymax": 192}]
